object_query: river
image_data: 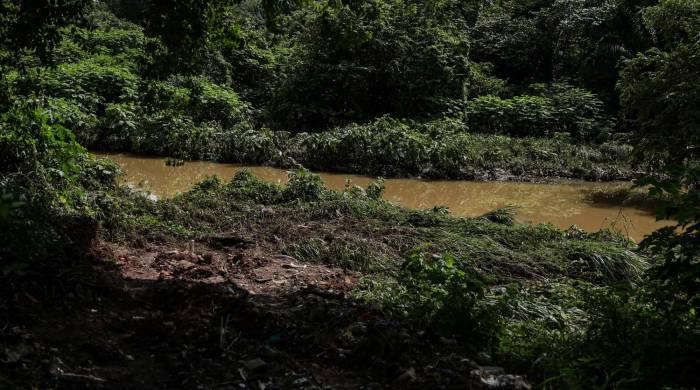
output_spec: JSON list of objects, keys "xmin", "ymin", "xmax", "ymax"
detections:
[{"xmin": 96, "ymin": 152, "xmax": 669, "ymax": 242}]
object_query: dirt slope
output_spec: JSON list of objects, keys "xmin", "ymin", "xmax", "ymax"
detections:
[{"xmin": 1, "ymin": 237, "xmax": 529, "ymax": 389}]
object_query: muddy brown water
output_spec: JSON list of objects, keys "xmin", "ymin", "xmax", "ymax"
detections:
[{"xmin": 97, "ymin": 152, "xmax": 670, "ymax": 242}]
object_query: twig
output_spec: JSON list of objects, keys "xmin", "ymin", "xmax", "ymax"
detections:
[{"xmin": 58, "ymin": 372, "xmax": 106, "ymax": 382}]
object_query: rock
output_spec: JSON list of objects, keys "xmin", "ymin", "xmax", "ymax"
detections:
[
  {"xmin": 4, "ymin": 343, "xmax": 33, "ymax": 363},
  {"xmin": 350, "ymin": 322, "xmax": 368, "ymax": 336},
  {"xmin": 393, "ymin": 367, "xmax": 416, "ymax": 384},
  {"xmin": 461, "ymin": 358, "xmax": 480, "ymax": 369},
  {"xmin": 480, "ymin": 366, "xmax": 504, "ymax": 376},
  {"xmin": 273, "ymin": 254, "xmax": 299, "ymax": 262},
  {"xmin": 241, "ymin": 358, "xmax": 266, "ymax": 371},
  {"xmin": 471, "ymin": 366, "xmax": 530, "ymax": 390},
  {"xmin": 476, "ymin": 351, "xmax": 492, "ymax": 364},
  {"xmin": 174, "ymin": 260, "xmax": 195, "ymax": 271},
  {"xmin": 281, "ymin": 262, "xmax": 307, "ymax": 269}
]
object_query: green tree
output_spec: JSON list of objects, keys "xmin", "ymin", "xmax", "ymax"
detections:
[
  {"xmin": 470, "ymin": 0, "xmax": 654, "ymax": 109},
  {"xmin": 0, "ymin": 0, "xmax": 92, "ymax": 62},
  {"xmin": 618, "ymin": 0, "xmax": 700, "ymax": 165},
  {"xmin": 270, "ymin": 0, "xmax": 471, "ymax": 131}
]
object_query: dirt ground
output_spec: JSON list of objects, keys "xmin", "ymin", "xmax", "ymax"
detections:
[{"xmin": 1, "ymin": 235, "xmax": 530, "ymax": 389}]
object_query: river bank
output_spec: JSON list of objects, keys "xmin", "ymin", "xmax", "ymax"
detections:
[
  {"xmin": 97, "ymin": 152, "xmax": 666, "ymax": 242},
  {"xmin": 84, "ymin": 117, "xmax": 639, "ymax": 183},
  {"xmin": 2, "ymin": 168, "xmax": 648, "ymax": 388}
]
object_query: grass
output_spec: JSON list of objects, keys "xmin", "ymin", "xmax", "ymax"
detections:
[{"xmin": 108, "ymin": 169, "xmax": 644, "ymax": 283}]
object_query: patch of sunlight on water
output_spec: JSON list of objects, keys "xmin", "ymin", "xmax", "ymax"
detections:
[{"xmin": 96, "ymin": 152, "xmax": 671, "ymax": 242}]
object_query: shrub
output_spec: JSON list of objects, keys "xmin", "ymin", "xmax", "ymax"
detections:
[
  {"xmin": 140, "ymin": 79, "xmax": 191, "ymax": 113},
  {"xmin": 466, "ymin": 95, "xmax": 554, "ymax": 137},
  {"xmin": 362, "ymin": 250, "xmax": 502, "ymax": 349},
  {"xmin": 0, "ymin": 105, "xmax": 117, "ymax": 272},
  {"xmin": 100, "ymin": 102, "xmax": 139, "ymax": 149},
  {"xmin": 531, "ymin": 83, "xmax": 614, "ymax": 141},
  {"xmin": 71, "ymin": 24, "xmax": 145, "ymax": 56},
  {"xmin": 43, "ymin": 97, "xmax": 99, "ymax": 143},
  {"xmin": 42, "ymin": 56, "xmax": 139, "ymax": 109},
  {"xmin": 282, "ymin": 116, "xmax": 632, "ymax": 180},
  {"xmin": 467, "ymin": 62, "xmax": 511, "ymax": 98},
  {"xmin": 51, "ymin": 37, "xmax": 88, "ymax": 64},
  {"xmin": 271, "ymin": 0, "xmax": 470, "ymax": 130},
  {"xmin": 216, "ymin": 127, "xmax": 278, "ymax": 164},
  {"xmin": 225, "ymin": 170, "xmax": 282, "ymax": 204},
  {"xmin": 218, "ymin": 13, "xmax": 279, "ymax": 105},
  {"xmin": 143, "ymin": 76, "xmax": 254, "ymax": 129},
  {"xmin": 282, "ymin": 168, "xmax": 328, "ymax": 202},
  {"xmin": 132, "ymin": 110, "xmax": 198, "ymax": 158},
  {"xmin": 619, "ymin": 43, "xmax": 700, "ymax": 165},
  {"xmin": 186, "ymin": 76, "xmax": 253, "ymax": 128},
  {"xmin": 290, "ymin": 116, "xmax": 431, "ymax": 175},
  {"xmin": 466, "ymin": 84, "xmax": 613, "ymax": 141}
]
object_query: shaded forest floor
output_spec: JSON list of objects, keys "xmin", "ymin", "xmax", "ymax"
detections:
[{"xmin": 1, "ymin": 237, "xmax": 529, "ymax": 389}]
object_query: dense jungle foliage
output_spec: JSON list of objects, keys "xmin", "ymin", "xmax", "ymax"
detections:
[
  {"xmin": 1, "ymin": 0, "xmax": 699, "ymax": 388},
  {"xmin": 1, "ymin": 0, "xmax": 650, "ymax": 178}
]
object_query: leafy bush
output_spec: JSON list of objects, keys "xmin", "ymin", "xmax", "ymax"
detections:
[
  {"xmin": 466, "ymin": 94, "xmax": 555, "ymax": 137},
  {"xmin": 531, "ymin": 83, "xmax": 614, "ymax": 141},
  {"xmin": 282, "ymin": 168, "xmax": 328, "ymax": 202},
  {"xmin": 466, "ymin": 84, "xmax": 613, "ymax": 141},
  {"xmin": 70, "ymin": 23, "xmax": 145, "ymax": 56},
  {"xmin": 216, "ymin": 127, "xmax": 279, "ymax": 164},
  {"xmin": 0, "ymin": 105, "xmax": 118, "ymax": 272},
  {"xmin": 289, "ymin": 116, "xmax": 431, "ymax": 175},
  {"xmin": 470, "ymin": 5, "xmax": 546, "ymax": 86},
  {"xmin": 140, "ymin": 79, "xmax": 191, "ymax": 113},
  {"xmin": 505, "ymin": 282, "xmax": 700, "ymax": 388},
  {"xmin": 479, "ymin": 207, "xmax": 517, "ymax": 225},
  {"xmin": 216, "ymin": 11, "xmax": 279, "ymax": 105},
  {"xmin": 42, "ymin": 56, "xmax": 139, "ymax": 109},
  {"xmin": 619, "ymin": 43, "xmax": 700, "ymax": 165},
  {"xmin": 100, "ymin": 101, "xmax": 139, "ymax": 149},
  {"xmin": 365, "ymin": 178, "xmax": 385, "ymax": 200},
  {"xmin": 132, "ymin": 110, "xmax": 201, "ymax": 158},
  {"xmin": 467, "ymin": 61, "xmax": 510, "ymax": 98},
  {"xmin": 184, "ymin": 76, "xmax": 253, "ymax": 128},
  {"xmin": 142, "ymin": 76, "xmax": 252, "ymax": 128},
  {"xmin": 362, "ymin": 250, "xmax": 502, "ymax": 349},
  {"xmin": 225, "ymin": 170, "xmax": 282, "ymax": 204},
  {"xmin": 51, "ymin": 36, "xmax": 88, "ymax": 64},
  {"xmin": 470, "ymin": 0, "xmax": 653, "ymax": 110},
  {"xmin": 496, "ymin": 168, "xmax": 700, "ymax": 388},
  {"xmin": 43, "ymin": 97, "xmax": 99, "ymax": 142},
  {"xmin": 283, "ymin": 116, "xmax": 632, "ymax": 180},
  {"xmin": 637, "ymin": 167, "xmax": 700, "ymax": 320},
  {"xmin": 271, "ymin": 0, "xmax": 470, "ymax": 130}
]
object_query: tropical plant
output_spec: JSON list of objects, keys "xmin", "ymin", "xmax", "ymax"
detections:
[
  {"xmin": 618, "ymin": 0, "xmax": 700, "ymax": 165},
  {"xmin": 270, "ymin": 0, "xmax": 470, "ymax": 130}
]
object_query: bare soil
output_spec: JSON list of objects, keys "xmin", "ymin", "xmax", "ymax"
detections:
[{"xmin": 1, "ymin": 236, "xmax": 529, "ymax": 389}]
